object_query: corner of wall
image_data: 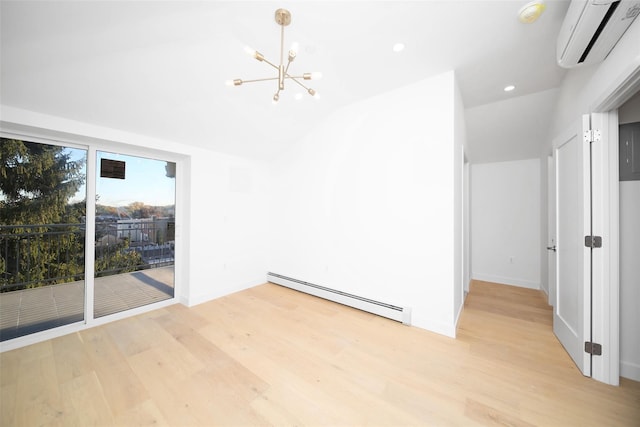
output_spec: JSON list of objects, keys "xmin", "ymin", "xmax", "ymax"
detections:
[{"xmin": 453, "ymin": 76, "xmax": 467, "ymax": 334}]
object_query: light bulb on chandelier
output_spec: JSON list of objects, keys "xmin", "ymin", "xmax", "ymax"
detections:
[{"xmin": 227, "ymin": 9, "xmax": 321, "ymax": 102}]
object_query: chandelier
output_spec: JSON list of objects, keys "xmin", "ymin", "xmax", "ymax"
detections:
[{"xmin": 227, "ymin": 8, "xmax": 321, "ymax": 103}]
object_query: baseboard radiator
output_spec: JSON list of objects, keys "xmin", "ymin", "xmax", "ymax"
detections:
[{"xmin": 267, "ymin": 272, "xmax": 412, "ymax": 325}]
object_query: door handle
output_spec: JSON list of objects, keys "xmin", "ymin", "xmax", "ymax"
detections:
[{"xmin": 546, "ymin": 245, "xmax": 556, "ymax": 252}]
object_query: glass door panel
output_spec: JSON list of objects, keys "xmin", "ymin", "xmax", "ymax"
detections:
[
  {"xmin": 0, "ymin": 138, "xmax": 86, "ymax": 341},
  {"xmin": 94, "ymin": 151, "xmax": 175, "ymax": 318}
]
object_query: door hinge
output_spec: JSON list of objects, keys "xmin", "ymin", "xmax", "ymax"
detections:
[
  {"xmin": 584, "ymin": 129, "xmax": 601, "ymax": 143},
  {"xmin": 585, "ymin": 342, "xmax": 602, "ymax": 356},
  {"xmin": 584, "ymin": 235, "xmax": 603, "ymax": 248}
]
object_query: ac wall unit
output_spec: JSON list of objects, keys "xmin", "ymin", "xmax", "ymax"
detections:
[{"xmin": 557, "ymin": 0, "xmax": 640, "ymax": 68}]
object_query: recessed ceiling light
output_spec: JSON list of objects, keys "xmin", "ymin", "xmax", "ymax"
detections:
[
  {"xmin": 518, "ymin": 1, "xmax": 546, "ymax": 24},
  {"xmin": 504, "ymin": 85, "xmax": 516, "ymax": 92},
  {"xmin": 392, "ymin": 43, "xmax": 405, "ymax": 53}
]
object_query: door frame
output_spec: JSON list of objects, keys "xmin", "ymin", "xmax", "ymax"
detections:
[
  {"xmin": 587, "ymin": 111, "xmax": 619, "ymax": 385},
  {"xmin": 583, "ymin": 57, "xmax": 640, "ymax": 385}
]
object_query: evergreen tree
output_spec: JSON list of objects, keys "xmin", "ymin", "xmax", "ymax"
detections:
[
  {"xmin": 0, "ymin": 138, "xmax": 86, "ymax": 291},
  {"xmin": 1, "ymin": 138, "xmax": 85, "ymax": 225}
]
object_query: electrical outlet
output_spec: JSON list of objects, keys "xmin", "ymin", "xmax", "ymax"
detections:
[{"xmin": 509, "ymin": 256, "xmax": 515, "ymax": 264}]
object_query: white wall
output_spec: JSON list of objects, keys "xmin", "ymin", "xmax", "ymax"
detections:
[
  {"xmin": 268, "ymin": 71, "xmax": 463, "ymax": 337},
  {"xmin": 463, "ymin": 161, "xmax": 471, "ymax": 293},
  {"xmin": 619, "ymin": 180, "xmax": 640, "ymax": 380},
  {"xmin": 471, "ymin": 158, "xmax": 541, "ymax": 289},
  {"xmin": 618, "ymin": 94, "xmax": 640, "ymax": 381},
  {"xmin": 0, "ymin": 106, "xmax": 270, "ymax": 307},
  {"xmin": 186, "ymin": 153, "xmax": 270, "ymax": 305},
  {"xmin": 466, "ymin": 89, "xmax": 560, "ymax": 163}
]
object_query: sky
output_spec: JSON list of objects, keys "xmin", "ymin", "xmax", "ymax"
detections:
[{"xmin": 68, "ymin": 148, "xmax": 175, "ymax": 207}]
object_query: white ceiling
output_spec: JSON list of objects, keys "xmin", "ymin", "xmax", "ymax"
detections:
[{"xmin": 0, "ymin": 0, "xmax": 571, "ymax": 163}]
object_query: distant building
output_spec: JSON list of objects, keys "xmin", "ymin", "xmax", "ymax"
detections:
[{"xmin": 116, "ymin": 217, "xmax": 174, "ymax": 245}]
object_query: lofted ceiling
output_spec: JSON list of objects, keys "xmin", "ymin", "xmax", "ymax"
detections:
[{"xmin": 0, "ymin": 0, "xmax": 571, "ymax": 162}]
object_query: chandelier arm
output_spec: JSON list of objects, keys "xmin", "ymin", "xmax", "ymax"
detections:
[
  {"xmin": 238, "ymin": 77, "xmax": 280, "ymax": 84},
  {"xmin": 288, "ymin": 76, "xmax": 312, "ymax": 91},
  {"xmin": 273, "ymin": 86, "xmax": 283, "ymax": 103},
  {"xmin": 284, "ymin": 59, "xmax": 293, "ymax": 76},
  {"xmin": 260, "ymin": 57, "xmax": 280, "ymax": 71}
]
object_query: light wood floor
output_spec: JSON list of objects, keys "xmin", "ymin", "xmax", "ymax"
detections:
[{"xmin": 1, "ymin": 280, "xmax": 639, "ymax": 426}]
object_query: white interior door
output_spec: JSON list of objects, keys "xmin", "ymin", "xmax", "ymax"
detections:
[{"xmin": 553, "ymin": 116, "xmax": 592, "ymax": 376}]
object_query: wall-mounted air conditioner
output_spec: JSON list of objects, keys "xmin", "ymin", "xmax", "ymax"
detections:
[{"xmin": 557, "ymin": 0, "xmax": 640, "ymax": 68}]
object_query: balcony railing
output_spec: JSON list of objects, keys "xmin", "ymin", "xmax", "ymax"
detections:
[
  {"xmin": 0, "ymin": 223, "xmax": 85, "ymax": 292},
  {"xmin": 1, "ymin": 218, "xmax": 175, "ymax": 293}
]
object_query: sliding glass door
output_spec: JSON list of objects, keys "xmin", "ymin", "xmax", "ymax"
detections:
[
  {"xmin": 0, "ymin": 138, "xmax": 87, "ymax": 341},
  {"xmin": 94, "ymin": 151, "xmax": 176, "ymax": 318},
  {"xmin": 1, "ymin": 138, "xmax": 178, "ymax": 342}
]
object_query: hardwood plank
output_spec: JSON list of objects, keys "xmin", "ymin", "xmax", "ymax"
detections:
[
  {"xmin": 12, "ymin": 344, "xmax": 65, "ymax": 426},
  {"xmin": 59, "ymin": 371, "xmax": 114, "ymax": 426},
  {"xmin": 465, "ymin": 398, "xmax": 535, "ymax": 427},
  {"xmin": 93, "ymin": 359, "xmax": 149, "ymax": 417},
  {"xmin": 0, "ymin": 345, "xmax": 20, "ymax": 387},
  {"xmin": 51, "ymin": 332, "xmax": 94, "ymax": 383},
  {"xmin": 1, "ymin": 280, "xmax": 639, "ymax": 426},
  {"xmin": 103, "ymin": 314, "xmax": 172, "ymax": 357},
  {"xmin": 78, "ymin": 324, "xmax": 127, "ymax": 369},
  {"xmin": 250, "ymin": 391, "xmax": 305, "ymax": 427},
  {"xmin": 0, "ymin": 383, "xmax": 17, "ymax": 426},
  {"xmin": 177, "ymin": 371, "xmax": 270, "ymax": 426},
  {"xmin": 111, "ymin": 399, "xmax": 169, "ymax": 426}
]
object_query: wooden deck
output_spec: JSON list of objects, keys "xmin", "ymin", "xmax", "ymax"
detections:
[
  {"xmin": 0, "ymin": 266, "xmax": 174, "ymax": 341},
  {"xmin": 1, "ymin": 279, "xmax": 639, "ymax": 426}
]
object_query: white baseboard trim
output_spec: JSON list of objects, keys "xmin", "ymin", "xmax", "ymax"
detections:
[
  {"xmin": 471, "ymin": 273, "xmax": 540, "ymax": 290},
  {"xmin": 186, "ymin": 278, "xmax": 265, "ymax": 307},
  {"xmin": 267, "ymin": 272, "xmax": 411, "ymax": 325},
  {"xmin": 411, "ymin": 315, "xmax": 456, "ymax": 338},
  {"xmin": 620, "ymin": 360, "xmax": 640, "ymax": 382},
  {"xmin": 179, "ymin": 294, "xmax": 190, "ymax": 306}
]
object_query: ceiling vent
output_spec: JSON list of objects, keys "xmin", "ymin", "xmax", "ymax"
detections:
[{"xmin": 557, "ymin": 0, "xmax": 640, "ymax": 68}]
